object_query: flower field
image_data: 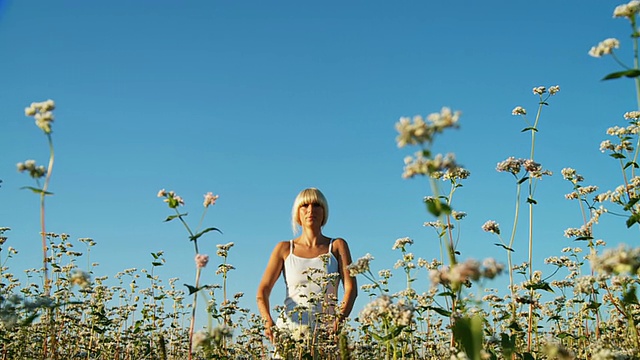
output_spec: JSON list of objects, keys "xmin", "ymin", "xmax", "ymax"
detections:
[{"xmin": 4, "ymin": 2, "xmax": 640, "ymax": 360}]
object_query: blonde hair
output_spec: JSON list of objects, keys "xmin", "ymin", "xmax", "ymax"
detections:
[{"xmin": 291, "ymin": 188, "xmax": 329, "ymax": 235}]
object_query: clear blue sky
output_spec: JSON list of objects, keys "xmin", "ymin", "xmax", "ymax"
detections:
[{"xmin": 0, "ymin": 0, "xmax": 635, "ymax": 326}]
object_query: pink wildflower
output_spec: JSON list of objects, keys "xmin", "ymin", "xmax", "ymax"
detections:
[
  {"xmin": 195, "ymin": 254, "xmax": 210, "ymax": 268},
  {"xmin": 203, "ymin": 192, "xmax": 219, "ymax": 208}
]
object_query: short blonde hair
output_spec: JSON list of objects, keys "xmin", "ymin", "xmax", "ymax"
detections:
[{"xmin": 291, "ymin": 188, "xmax": 329, "ymax": 235}]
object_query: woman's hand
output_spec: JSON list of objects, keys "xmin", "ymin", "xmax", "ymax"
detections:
[{"xmin": 264, "ymin": 320, "xmax": 275, "ymax": 343}]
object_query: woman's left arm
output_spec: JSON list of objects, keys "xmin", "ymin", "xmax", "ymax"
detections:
[{"xmin": 333, "ymin": 238, "xmax": 358, "ymax": 321}]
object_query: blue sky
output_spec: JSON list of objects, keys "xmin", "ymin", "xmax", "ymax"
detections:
[{"xmin": 0, "ymin": 0, "xmax": 636, "ymax": 328}]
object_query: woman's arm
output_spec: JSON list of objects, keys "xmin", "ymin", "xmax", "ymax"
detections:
[
  {"xmin": 333, "ymin": 238, "xmax": 358, "ymax": 321},
  {"xmin": 256, "ymin": 241, "xmax": 287, "ymax": 342}
]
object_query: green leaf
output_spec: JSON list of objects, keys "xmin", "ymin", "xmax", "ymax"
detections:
[
  {"xmin": 623, "ymin": 285, "xmax": 638, "ymax": 305},
  {"xmin": 524, "ymin": 281, "xmax": 554, "ymax": 292},
  {"xmin": 523, "ymin": 353, "xmax": 535, "ymax": 360},
  {"xmin": 610, "ymin": 153, "xmax": 626, "ymax": 159},
  {"xmin": 517, "ymin": 176, "xmax": 530, "ymax": 185},
  {"xmin": 164, "ymin": 213, "xmax": 187, "ymax": 222},
  {"xmin": 602, "ymin": 69, "xmax": 640, "ymax": 80},
  {"xmin": 494, "ymin": 243, "xmax": 514, "ymax": 252},
  {"xmin": 521, "ymin": 127, "xmax": 538, "ymax": 132},
  {"xmin": 453, "ymin": 315, "xmax": 484, "ymax": 360},
  {"xmin": 623, "ymin": 197, "xmax": 640, "ymax": 211},
  {"xmin": 189, "ymin": 227, "xmax": 223, "ymax": 241},
  {"xmin": 184, "ymin": 284, "xmax": 201, "ymax": 295},
  {"xmin": 425, "ymin": 198, "xmax": 452, "ymax": 217},
  {"xmin": 624, "ymin": 161, "xmax": 639, "ymax": 169},
  {"xmin": 574, "ymin": 236, "xmax": 594, "ymax": 241},
  {"xmin": 585, "ymin": 301, "xmax": 601, "ymax": 310},
  {"xmin": 19, "ymin": 186, "xmax": 53, "ymax": 195},
  {"xmin": 426, "ymin": 305, "xmax": 451, "ymax": 317},
  {"xmin": 626, "ymin": 213, "xmax": 640, "ymax": 228},
  {"xmin": 151, "ymin": 261, "xmax": 163, "ymax": 267},
  {"xmin": 526, "ymin": 197, "xmax": 537, "ymax": 205}
]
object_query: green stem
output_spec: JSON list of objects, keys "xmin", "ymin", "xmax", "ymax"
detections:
[
  {"xmin": 40, "ymin": 133, "xmax": 54, "ymax": 296},
  {"xmin": 188, "ymin": 267, "xmax": 202, "ymax": 360}
]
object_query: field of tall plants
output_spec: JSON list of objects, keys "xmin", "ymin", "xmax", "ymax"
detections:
[{"xmin": 5, "ymin": 2, "xmax": 640, "ymax": 360}]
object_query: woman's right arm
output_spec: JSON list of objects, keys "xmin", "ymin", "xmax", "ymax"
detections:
[{"xmin": 256, "ymin": 241, "xmax": 287, "ymax": 342}]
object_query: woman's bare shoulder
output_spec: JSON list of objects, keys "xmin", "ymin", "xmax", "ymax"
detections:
[
  {"xmin": 331, "ymin": 238, "xmax": 350, "ymax": 250},
  {"xmin": 272, "ymin": 240, "xmax": 291, "ymax": 257}
]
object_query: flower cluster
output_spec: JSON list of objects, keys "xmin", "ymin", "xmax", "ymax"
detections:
[
  {"xmin": 195, "ymin": 254, "xmax": 210, "ymax": 268},
  {"xmin": 16, "ymin": 160, "xmax": 46, "ymax": 179},
  {"xmin": 157, "ymin": 189, "xmax": 184, "ymax": 208},
  {"xmin": 429, "ymin": 258, "xmax": 504, "ymax": 287},
  {"xmin": 216, "ymin": 242, "xmax": 234, "ymax": 257},
  {"xmin": 561, "ymin": 168, "xmax": 584, "ymax": 183},
  {"xmin": 358, "ymin": 295, "xmax": 414, "ymax": 328},
  {"xmin": 592, "ymin": 245, "xmax": 640, "ymax": 276},
  {"xmin": 589, "ymin": 38, "xmax": 620, "ymax": 57},
  {"xmin": 24, "ymin": 99, "xmax": 55, "ymax": 134},
  {"xmin": 395, "ymin": 107, "xmax": 461, "ymax": 148},
  {"xmin": 532, "ymin": 85, "xmax": 560, "ymax": 96},
  {"xmin": 348, "ymin": 253, "xmax": 374, "ymax": 276},
  {"xmin": 613, "ymin": 0, "xmax": 640, "ymax": 18},
  {"xmin": 203, "ymin": 192, "xmax": 219, "ymax": 208},
  {"xmin": 402, "ymin": 152, "xmax": 465, "ymax": 179},
  {"xmin": 481, "ymin": 220, "xmax": 500, "ymax": 235},
  {"xmin": 496, "ymin": 157, "xmax": 551, "ymax": 178},
  {"xmin": 392, "ymin": 237, "xmax": 413, "ymax": 250}
]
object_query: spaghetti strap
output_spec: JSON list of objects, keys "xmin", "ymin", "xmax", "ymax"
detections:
[
  {"xmin": 328, "ymin": 238, "xmax": 333, "ymax": 253},
  {"xmin": 289, "ymin": 239, "xmax": 293, "ymax": 255}
]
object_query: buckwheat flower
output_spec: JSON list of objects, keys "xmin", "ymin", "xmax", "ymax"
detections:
[
  {"xmin": 174, "ymin": 195, "xmax": 184, "ymax": 205},
  {"xmin": 533, "ymin": 86, "xmax": 546, "ymax": 95},
  {"xmin": 496, "ymin": 156, "xmax": 523, "ymax": 175},
  {"xmin": 451, "ymin": 211, "xmax": 467, "ymax": 220},
  {"xmin": 70, "ymin": 270, "xmax": 91, "ymax": 288},
  {"xmin": 624, "ymin": 111, "xmax": 640, "ymax": 120},
  {"xmin": 216, "ymin": 263, "xmax": 235, "ymax": 275},
  {"xmin": 512, "ymin": 106, "xmax": 527, "ymax": 115},
  {"xmin": 392, "ymin": 237, "xmax": 413, "ymax": 250},
  {"xmin": 548, "ymin": 85, "xmax": 560, "ymax": 95},
  {"xmin": 195, "ymin": 254, "xmax": 210, "ymax": 268},
  {"xmin": 192, "ymin": 330, "xmax": 209, "ymax": 348},
  {"xmin": 157, "ymin": 189, "xmax": 166, "ymax": 197},
  {"xmin": 426, "ymin": 107, "xmax": 461, "ymax": 132},
  {"xmin": 203, "ymin": 192, "xmax": 219, "ymax": 207},
  {"xmin": 589, "ymin": 38, "xmax": 620, "ymax": 57},
  {"xmin": 482, "ymin": 258, "xmax": 504, "ymax": 279},
  {"xmin": 599, "ymin": 140, "xmax": 615, "ymax": 152},
  {"xmin": 348, "ymin": 253, "xmax": 374, "ymax": 276},
  {"xmin": 482, "ymin": 220, "xmax": 500, "ymax": 235},
  {"xmin": 613, "ymin": 1, "xmax": 640, "ymax": 18}
]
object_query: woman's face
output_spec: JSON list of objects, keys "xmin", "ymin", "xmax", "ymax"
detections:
[{"xmin": 298, "ymin": 202, "xmax": 324, "ymax": 228}]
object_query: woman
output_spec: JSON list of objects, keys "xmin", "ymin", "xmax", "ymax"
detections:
[{"xmin": 256, "ymin": 188, "xmax": 358, "ymax": 343}]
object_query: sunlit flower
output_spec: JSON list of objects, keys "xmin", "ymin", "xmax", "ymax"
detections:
[
  {"xmin": 482, "ymin": 220, "xmax": 500, "ymax": 235},
  {"xmin": 25, "ymin": 99, "xmax": 56, "ymax": 134},
  {"xmin": 70, "ymin": 270, "xmax": 91, "ymax": 288},
  {"xmin": 203, "ymin": 192, "xmax": 219, "ymax": 207},
  {"xmin": 16, "ymin": 159, "xmax": 46, "ymax": 179},
  {"xmin": 157, "ymin": 189, "xmax": 166, "ymax": 197},
  {"xmin": 512, "ymin": 106, "xmax": 527, "ymax": 115},
  {"xmin": 392, "ymin": 237, "xmax": 413, "ymax": 250},
  {"xmin": 496, "ymin": 156, "xmax": 522, "ymax": 175},
  {"xmin": 548, "ymin": 85, "xmax": 560, "ymax": 95},
  {"xmin": 533, "ymin": 86, "xmax": 546, "ymax": 95},
  {"xmin": 613, "ymin": 1, "xmax": 640, "ymax": 18},
  {"xmin": 588, "ymin": 38, "xmax": 620, "ymax": 57},
  {"xmin": 348, "ymin": 253, "xmax": 374, "ymax": 276},
  {"xmin": 195, "ymin": 254, "xmax": 210, "ymax": 268}
]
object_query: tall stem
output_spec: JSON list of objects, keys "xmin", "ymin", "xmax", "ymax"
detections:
[
  {"xmin": 41, "ymin": 133, "xmax": 54, "ymax": 296},
  {"xmin": 188, "ymin": 267, "xmax": 202, "ymax": 360}
]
